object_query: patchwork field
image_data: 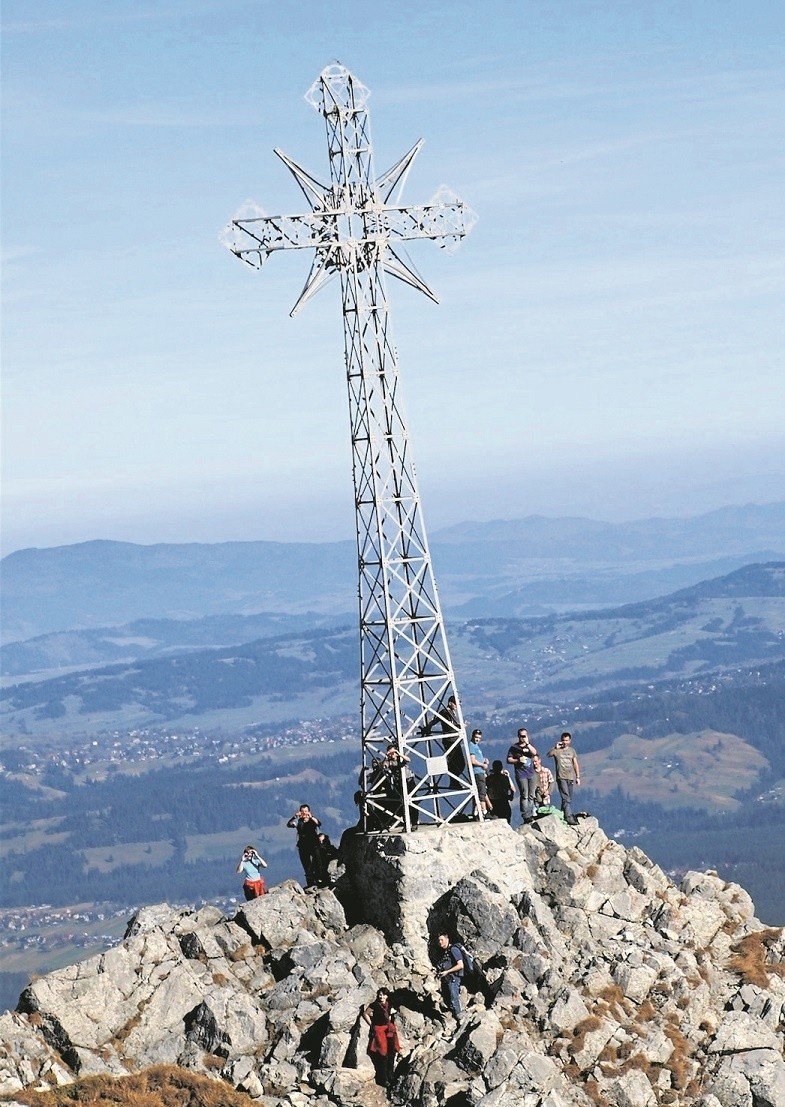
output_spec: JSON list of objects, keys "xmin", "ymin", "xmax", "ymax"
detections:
[{"xmin": 582, "ymin": 730, "xmax": 768, "ymax": 812}]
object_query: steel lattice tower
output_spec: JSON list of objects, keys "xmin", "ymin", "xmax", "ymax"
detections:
[{"xmin": 224, "ymin": 63, "xmax": 479, "ymax": 831}]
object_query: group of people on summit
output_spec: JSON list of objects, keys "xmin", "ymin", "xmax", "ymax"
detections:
[
  {"xmin": 237, "ymin": 727, "xmax": 582, "ymax": 901},
  {"xmin": 471, "ymin": 726, "xmax": 582, "ymax": 825},
  {"xmin": 234, "ymin": 727, "xmax": 583, "ymax": 1091},
  {"xmin": 236, "ymin": 803, "xmax": 339, "ymax": 900},
  {"xmin": 361, "ymin": 721, "xmax": 582, "ymax": 832}
]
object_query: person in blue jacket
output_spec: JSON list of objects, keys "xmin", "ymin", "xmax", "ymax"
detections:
[{"xmin": 236, "ymin": 844, "xmax": 267, "ymax": 900}]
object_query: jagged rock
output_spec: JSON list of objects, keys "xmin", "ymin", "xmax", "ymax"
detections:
[
  {"xmin": 605, "ymin": 1068, "xmax": 657, "ymax": 1106},
  {"xmin": 183, "ymin": 1000, "xmax": 230, "ymax": 1055},
  {"xmin": 707, "ymin": 1010, "xmax": 781, "ymax": 1054},
  {"xmin": 707, "ymin": 1048, "xmax": 785, "ymax": 1106},
  {"xmin": 236, "ymin": 881, "xmax": 346, "ymax": 949},
  {"xmin": 452, "ymin": 1009, "xmax": 503, "ymax": 1073},
  {"xmin": 507, "ymin": 1050, "xmax": 563, "ymax": 1095},
  {"xmin": 519, "ymin": 889, "xmax": 569, "ymax": 960},
  {"xmin": 431, "ymin": 873, "xmax": 520, "ymax": 960},
  {"xmin": 571, "ymin": 1016, "xmax": 619, "ymax": 1069},
  {"xmin": 623, "ymin": 847, "xmax": 670, "ymax": 898},
  {"xmin": 604, "ymin": 885, "xmax": 648, "ymax": 922},
  {"xmin": 342, "ymin": 820, "xmax": 537, "ymax": 958},
  {"xmin": 1, "ymin": 815, "xmax": 783, "ymax": 1107},
  {"xmin": 612, "ymin": 959, "xmax": 659, "ymax": 1002},
  {"xmin": 634, "ymin": 1024, "xmax": 673, "ymax": 1065},
  {"xmin": 0, "ymin": 1012, "xmax": 73, "ymax": 1093},
  {"xmin": 549, "ymin": 988, "xmax": 592, "ymax": 1035},
  {"xmin": 544, "ymin": 851, "xmax": 596, "ymax": 909}
]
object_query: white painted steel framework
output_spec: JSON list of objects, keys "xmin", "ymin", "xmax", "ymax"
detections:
[{"xmin": 224, "ymin": 64, "xmax": 479, "ymax": 831}]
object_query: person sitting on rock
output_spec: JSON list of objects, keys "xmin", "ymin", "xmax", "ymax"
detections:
[
  {"xmin": 532, "ymin": 754, "xmax": 554, "ymax": 809},
  {"xmin": 286, "ymin": 804, "xmax": 327, "ymax": 888},
  {"xmin": 362, "ymin": 987, "xmax": 401, "ymax": 1088},
  {"xmin": 434, "ymin": 932, "xmax": 464, "ymax": 1023},
  {"xmin": 486, "ymin": 759, "xmax": 515, "ymax": 822},
  {"xmin": 235, "ymin": 844, "xmax": 267, "ymax": 900}
]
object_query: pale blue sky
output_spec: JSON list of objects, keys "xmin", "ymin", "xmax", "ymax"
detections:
[{"xmin": 2, "ymin": 0, "xmax": 784, "ymax": 553}]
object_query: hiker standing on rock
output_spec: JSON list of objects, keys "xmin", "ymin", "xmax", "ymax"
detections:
[
  {"xmin": 362, "ymin": 987, "xmax": 401, "ymax": 1088},
  {"xmin": 236, "ymin": 845, "xmax": 267, "ymax": 900},
  {"xmin": 468, "ymin": 729, "xmax": 493, "ymax": 817},
  {"xmin": 434, "ymin": 932, "xmax": 464, "ymax": 1023},
  {"xmin": 287, "ymin": 804, "xmax": 328, "ymax": 888},
  {"xmin": 547, "ymin": 731, "xmax": 581, "ymax": 824},
  {"xmin": 507, "ymin": 727, "xmax": 538, "ymax": 824},
  {"xmin": 486, "ymin": 759, "xmax": 515, "ymax": 822}
]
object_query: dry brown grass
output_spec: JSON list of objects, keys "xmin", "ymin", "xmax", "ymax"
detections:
[
  {"xmin": 109, "ymin": 1013, "xmax": 142, "ymax": 1048},
  {"xmin": 598, "ymin": 983, "xmax": 624, "ymax": 1006},
  {"xmin": 596, "ymin": 983, "xmax": 628, "ymax": 1019},
  {"xmin": 0, "ymin": 1064, "xmax": 257, "ymax": 1106},
  {"xmin": 227, "ymin": 944, "xmax": 250, "ymax": 963},
  {"xmin": 728, "ymin": 928, "xmax": 785, "ymax": 988},
  {"xmin": 567, "ymin": 1015, "xmax": 602, "ymax": 1056},
  {"xmin": 663, "ymin": 1021, "xmax": 692, "ymax": 1090},
  {"xmin": 623, "ymin": 1052, "xmax": 651, "ymax": 1073},
  {"xmin": 583, "ymin": 1077, "xmax": 606, "ymax": 1105}
]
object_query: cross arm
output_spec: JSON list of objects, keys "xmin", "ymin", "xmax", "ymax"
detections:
[
  {"xmin": 223, "ymin": 211, "xmax": 331, "ymax": 269},
  {"xmin": 374, "ymin": 193, "xmax": 477, "ymax": 250}
]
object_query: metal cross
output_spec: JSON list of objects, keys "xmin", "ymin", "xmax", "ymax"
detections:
[{"xmin": 224, "ymin": 63, "xmax": 481, "ymax": 831}]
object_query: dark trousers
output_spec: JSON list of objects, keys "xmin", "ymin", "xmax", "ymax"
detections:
[
  {"xmin": 557, "ymin": 777, "xmax": 575, "ymax": 820},
  {"xmin": 298, "ymin": 844, "xmax": 326, "ymax": 887},
  {"xmin": 441, "ymin": 973, "xmax": 462, "ymax": 1018},
  {"xmin": 518, "ymin": 776, "xmax": 537, "ymax": 819}
]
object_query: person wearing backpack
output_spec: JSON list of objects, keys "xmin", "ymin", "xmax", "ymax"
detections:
[{"xmin": 434, "ymin": 932, "xmax": 464, "ymax": 1022}]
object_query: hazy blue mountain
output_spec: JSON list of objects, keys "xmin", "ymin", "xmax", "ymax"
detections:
[
  {"xmin": 0, "ymin": 538, "xmax": 356, "ymax": 642},
  {"xmin": 0, "ymin": 610, "xmax": 353, "ymax": 679},
  {"xmin": 433, "ymin": 501, "xmax": 785, "ymax": 556},
  {"xmin": 3, "ymin": 503, "xmax": 784, "ymax": 644},
  {"xmin": 3, "ymin": 561, "xmax": 783, "ymax": 739}
]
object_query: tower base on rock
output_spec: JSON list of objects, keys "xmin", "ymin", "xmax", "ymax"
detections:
[{"xmin": 340, "ymin": 819, "xmax": 558, "ymax": 962}]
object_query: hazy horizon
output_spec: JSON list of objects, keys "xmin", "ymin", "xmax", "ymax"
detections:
[{"xmin": 3, "ymin": 488, "xmax": 784, "ymax": 559}]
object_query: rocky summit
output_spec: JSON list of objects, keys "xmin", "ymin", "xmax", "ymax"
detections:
[{"xmin": 1, "ymin": 816, "xmax": 784, "ymax": 1107}]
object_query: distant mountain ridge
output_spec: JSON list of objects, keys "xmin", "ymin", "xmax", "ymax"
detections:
[
  {"xmin": 433, "ymin": 500, "xmax": 785, "ymax": 553},
  {"xmin": 3, "ymin": 561, "xmax": 783, "ymax": 738},
  {"xmin": 3, "ymin": 502, "xmax": 784, "ymax": 643}
]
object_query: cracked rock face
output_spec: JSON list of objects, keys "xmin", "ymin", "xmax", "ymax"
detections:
[{"xmin": 1, "ymin": 817, "xmax": 783, "ymax": 1107}]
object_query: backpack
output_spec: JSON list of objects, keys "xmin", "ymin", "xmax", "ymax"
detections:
[{"xmin": 456, "ymin": 944, "xmax": 478, "ymax": 982}]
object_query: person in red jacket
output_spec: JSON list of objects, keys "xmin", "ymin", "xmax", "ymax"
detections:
[{"xmin": 362, "ymin": 987, "xmax": 401, "ymax": 1087}]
